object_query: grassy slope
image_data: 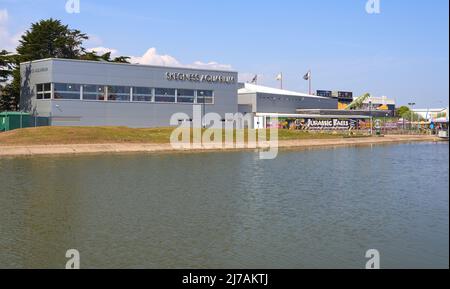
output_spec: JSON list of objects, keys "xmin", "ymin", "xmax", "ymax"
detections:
[{"xmin": 0, "ymin": 126, "xmax": 363, "ymax": 146}]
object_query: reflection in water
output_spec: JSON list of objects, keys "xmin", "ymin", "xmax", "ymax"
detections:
[{"xmin": 0, "ymin": 142, "xmax": 448, "ymax": 268}]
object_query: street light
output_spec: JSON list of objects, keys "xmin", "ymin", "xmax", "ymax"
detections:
[
  {"xmin": 408, "ymin": 102, "xmax": 416, "ymax": 133},
  {"xmin": 369, "ymin": 100, "xmax": 373, "ymax": 135}
]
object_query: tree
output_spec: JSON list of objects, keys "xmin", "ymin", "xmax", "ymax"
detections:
[
  {"xmin": 2, "ymin": 19, "xmax": 89, "ymax": 111},
  {"xmin": 396, "ymin": 106, "xmax": 424, "ymax": 121},
  {"xmin": 396, "ymin": 106, "xmax": 410, "ymax": 117},
  {"xmin": 2, "ymin": 18, "xmax": 132, "ymax": 112},
  {"xmin": 0, "ymin": 51, "xmax": 20, "ymax": 111},
  {"xmin": 16, "ymin": 18, "xmax": 88, "ymax": 61},
  {"xmin": 0, "ymin": 50, "xmax": 13, "ymax": 82},
  {"xmin": 79, "ymin": 50, "xmax": 131, "ymax": 63}
]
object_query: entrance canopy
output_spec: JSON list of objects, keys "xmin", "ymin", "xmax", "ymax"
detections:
[{"xmin": 255, "ymin": 113, "xmax": 371, "ymax": 120}]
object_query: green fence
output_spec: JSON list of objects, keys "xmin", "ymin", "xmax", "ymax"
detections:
[{"xmin": 0, "ymin": 112, "xmax": 50, "ymax": 132}]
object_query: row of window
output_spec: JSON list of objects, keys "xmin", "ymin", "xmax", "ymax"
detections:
[{"xmin": 36, "ymin": 83, "xmax": 215, "ymax": 104}]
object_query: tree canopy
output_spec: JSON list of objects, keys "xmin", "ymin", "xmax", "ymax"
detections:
[
  {"xmin": 1, "ymin": 18, "xmax": 132, "ymax": 111},
  {"xmin": 17, "ymin": 18, "xmax": 88, "ymax": 61}
]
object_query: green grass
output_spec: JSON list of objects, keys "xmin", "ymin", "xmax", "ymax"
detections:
[{"xmin": 0, "ymin": 126, "xmax": 368, "ymax": 146}]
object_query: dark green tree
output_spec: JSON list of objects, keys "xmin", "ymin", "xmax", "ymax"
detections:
[
  {"xmin": 2, "ymin": 18, "xmax": 132, "ymax": 111},
  {"xmin": 80, "ymin": 50, "xmax": 130, "ymax": 63},
  {"xmin": 16, "ymin": 18, "xmax": 88, "ymax": 61},
  {"xmin": 0, "ymin": 50, "xmax": 12, "ymax": 82},
  {"xmin": 396, "ymin": 106, "xmax": 410, "ymax": 117},
  {"xmin": 2, "ymin": 19, "xmax": 89, "ymax": 111},
  {"xmin": 0, "ymin": 51, "xmax": 20, "ymax": 111}
]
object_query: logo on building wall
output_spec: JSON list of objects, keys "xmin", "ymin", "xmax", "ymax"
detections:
[{"xmin": 166, "ymin": 72, "xmax": 236, "ymax": 84}]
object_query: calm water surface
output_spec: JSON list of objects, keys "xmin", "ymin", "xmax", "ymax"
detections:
[{"xmin": 0, "ymin": 142, "xmax": 448, "ymax": 269}]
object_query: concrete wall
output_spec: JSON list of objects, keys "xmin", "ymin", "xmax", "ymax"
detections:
[{"xmin": 20, "ymin": 59, "xmax": 238, "ymax": 128}]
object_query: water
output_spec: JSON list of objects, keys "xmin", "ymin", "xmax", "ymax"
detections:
[{"xmin": 0, "ymin": 142, "xmax": 448, "ymax": 269}]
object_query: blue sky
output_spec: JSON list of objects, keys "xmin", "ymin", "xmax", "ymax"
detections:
[{"xmin": 0, "ymin": 0, "xmax": 449, "ymax": 107}]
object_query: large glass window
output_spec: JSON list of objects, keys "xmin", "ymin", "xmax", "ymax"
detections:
[
  {"xmin": 83, "ymin": 85, "xmax": 105, "ymax": 101},
  {"xmin": 197, "ymin": 90, "xmax": 214, "ymax": 104},
  {"xmin": 36, "ymin": 83, "xmax": 52, "ymax": 100},
  {"xmin": 155, "ymin": 88, "xmax": 176, "ymax": 103},
  {"xmin": 54, "ymin": 83, "xmax": 81, "ymax": 100},
  {"xmin": 107, "ymin": 86, "xmax": 131, "ymax": 101},
  {"xmin": 176, "ymin": 89, "xmax": 195, "ymax": 103},
  {"xmin": 133, "ymin": 87, "xmax": 153, "ymax": 102}
]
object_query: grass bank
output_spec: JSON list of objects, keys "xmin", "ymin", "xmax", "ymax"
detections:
[{"xmin": 0, "ymin": 126, "xmax": 365, "ymax": 146}]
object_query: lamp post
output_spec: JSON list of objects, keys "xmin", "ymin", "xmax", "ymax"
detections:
[
  {"xmin": 369, "ymin": 100, "xmax": 373, "ymax": 135},
  {"xmin": 408, "ymin": 102, "xmax": 416, "ymax": 134},
  {"xmin": 384, "ymin": 113, "xmax": 389, "ymax": 135},
  {"xmin": 200, "ymin": 91, "xmax": 205, "ymax": 128}
]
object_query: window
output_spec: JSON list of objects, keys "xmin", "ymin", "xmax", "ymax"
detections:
[
  {"xmin": 133, "ymin": 87, "xmax": 153, "ymax": 102},
  {"xmin": 107, "ymin": 86, "xmax": 131, "ymax": 101},
  {"xmin": 54, "ymin": 83, "xmax": 81, "ymax": 100},
  {"xmin": 176, "ymin": 89, "xmax": 195, "ymax": 103},
  {"xmin": 36, "ymin": 83, "xmax": 52, "ymax": 100},
  {"xmin": 155, "ymin": 88, "xmax": 176, "ymax": 103},
  {"xmin": 197, "ymin": 90, "xmax": 214, "ymax": 104},
  {"xmin": 83, "ymin": 85, "xmax": 105, "ymax": 101}
]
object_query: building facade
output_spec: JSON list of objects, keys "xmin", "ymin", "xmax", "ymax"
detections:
[
  {"xmin": 20, "ymin": 59, "xmax": 238, "ymax": 128},
  {"xmin": 238, "ymin": 83, "xmax": 338, "ymax": 115}
]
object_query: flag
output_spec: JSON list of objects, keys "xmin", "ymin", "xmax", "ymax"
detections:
[
  {"xmin": 276, "ymin": 73, "xmax": 283, "ymax": 81},
  {"xmin": 303, "ymin": 71, "xmax": 311, "ymax": 81}
]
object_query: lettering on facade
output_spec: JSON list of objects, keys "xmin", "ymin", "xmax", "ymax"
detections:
[
  {"xmin": 166, "ymin": 72, "xmax": 235, "ymax": 84},
  {"xmin": 31, "ymin": 67, "xmax": 49, "ymax": 74}
]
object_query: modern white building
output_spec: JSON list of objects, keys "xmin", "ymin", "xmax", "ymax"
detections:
[
  {"xmin": 412, "ymin": 108, "xmax": 449, "ymax": 122},
  {"xmin": 238, "ymin": 83, "xmax": 337, "ymax": 115}
]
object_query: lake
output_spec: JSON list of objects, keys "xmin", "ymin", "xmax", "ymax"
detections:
[{"xmin": 0, "ymin": 142, "xmax": 448, "ymax": 268}]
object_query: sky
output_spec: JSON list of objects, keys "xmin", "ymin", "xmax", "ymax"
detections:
[{"xmin": 0, "ymin": 0, "xmax": 448, "ymax": 108}]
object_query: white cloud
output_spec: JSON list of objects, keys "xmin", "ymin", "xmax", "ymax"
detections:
[
  {"xmin": 85, "ymin": 46, "xmax": 234, "ymax": 71},
  {"xmin": 86, "ymin": 46, "xmax": 118, "ymax": 56},
  {"xmin": 129, "ymin": 47, "xmax": 233, "ymax": 71},
  {"xmin": 129, "ymin": 48, "xmax": 181, "ymax": 67}
]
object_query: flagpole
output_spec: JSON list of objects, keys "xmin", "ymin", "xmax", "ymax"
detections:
[
  {"xmin": 309, "ymin": 70, "xmax": 312, "ymax": 95},
  {"xmin": 281, "ymin": 73, "xmax": 283, "ymax": 90}
]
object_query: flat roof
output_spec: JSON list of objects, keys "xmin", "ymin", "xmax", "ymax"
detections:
[
  {"xmin": 255, "ymin": 113, "xmax": 371, "ymax": 119},
  {"xmin": 239, "ymin": 83, "xmax": 328, "ymax": 99},
  {"xmin": 20, "ymin": 58, "xmax": 238, "ymax": 74}
]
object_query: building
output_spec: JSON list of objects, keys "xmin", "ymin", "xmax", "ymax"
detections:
[
  {"xmin": 411, "ymin": 108, "xmax": 448, "ymax": 122},
  {"xmin": 236, "ymin": 83, "xmax": 372, "ymax": 129},
  {"xmin": 20, "ymin": 58, "xmax": 238, "ymax": 128},
  {"xmin": 316, "ymin": 90, "xmax": 353, "ymax": 109},
  {"xmin": 238, "ymin": 83, "xmax": 337, "ymax": 115},
  {"xmin": 362, "ymin": 96, "xmax": 396, "ymax": 112}
]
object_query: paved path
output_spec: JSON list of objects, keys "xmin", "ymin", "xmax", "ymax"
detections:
[{"xmin": 0, "ymin": 135, "xmax": 441, "ymax": 157}]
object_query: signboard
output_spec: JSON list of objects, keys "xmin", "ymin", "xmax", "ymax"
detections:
[
  {"xmin": 165, "ymin": 72, "xmax": 236, "ymax": 84},
  {"xmin": 316, "ymin": 90, "xmax": 333, "ymax": 98},
  {"xmin": 296, "ymin": 118, "xmax": 358, "ymax": 130},
  {"xmin": 338, "ymin": 91, "xmax": 353, "ymax": 100}
]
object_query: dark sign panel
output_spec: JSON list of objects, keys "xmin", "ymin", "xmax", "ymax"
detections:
[
  {"xmin": 338, "ymin": 91, "xmax": 353, "ymax": 99},
  {"xmin": 316, "ymin": 90, "xmax": 333, "ymax": 98}
]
